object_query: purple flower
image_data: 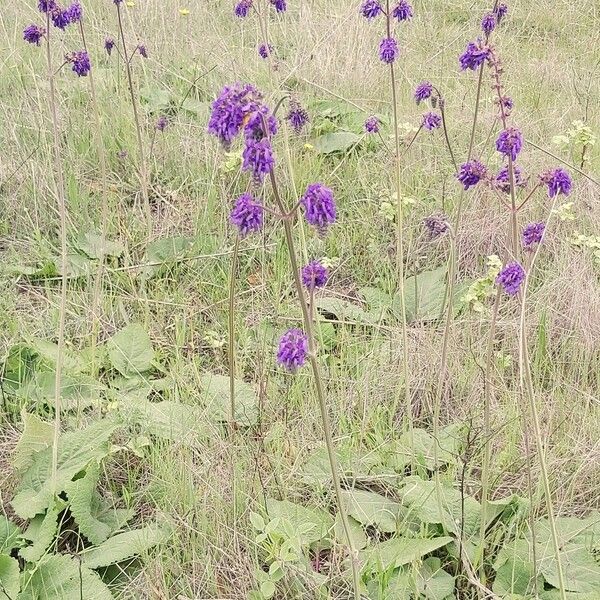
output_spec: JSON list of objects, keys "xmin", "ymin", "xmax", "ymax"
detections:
[
  {"xmin": 379, "ymin": 37, "xmax": 399, "ymax": 64},
  {"xmin": 23, "ymin": 24, "xmax": 45, "ymax": 46},
  {"xmin": 392, "ymin": 0, "xmax": 413, "ymax": 21},
  {"xmin": 230, "ymin": 192, "xmax": 263, "ymax": 237},
  {"xmin": 496, "ymin": 127, "xmax": 523, "ymax": 161},
  {"xmin": 364, "ymin": 116, "xmax": 380, "ymax": 133},
  {"xmin": 286, "ymin": 101, "xmax": 309, "ymax": 133},
  {"xmin": 277, "ymin": 329, "xmax": 309, "ymax": 371},
  {"xmin": 258, "ymin": 43, "xmax": 273, "ymax": 59},
  {"xmin": 104, "ymin": 37, "xmax": 115, "ymax": 55},
  {"xmin": 234, "ymin": 0, "xmax": 253, "ymax": 17},
  {"xmin": 138, "ymin": 45, "xmax": 148, "ymax": 58},
  {"xmin": 459, "ymin": 40, "xmax": 490, "ymax": 70},
  {"xmin": 67, "ymin": 50, "xmax": 91, "ymax": 76},
  {"xmin": 269, "ymin": 0, "xmax": 286, "ymax": 12},
  {"xmin": 540, "ymin": 168, "xmax": 572, "ymax": 198},
  {"xmin": 300, "ymin": 183, "xmax": 336, "ymax": 231},
  {"xmin": 496, "ymin": 262, "xmax": 525, "ymax": 296},
  {"xmin": 113, "ymin": 0, "xmax": 123, "ymax": 3},
  {"xmin": 156, "ymin": 116, "xmax": 168, "ymax": 131},
  {"xmin": 38, "ymin": 0, "xmax": 56, "ymax": 12},
  {"xmin": 301, "ymin": 260, "xmax": 328, "ymax": 290},
  {"xmin": 414, "ymin": 81, "xmax": 433, "ymax": 104},
  {"xmin": 457, "ymin": 160, "xmax": 488, "ymax": 190},
  {"xmin": 499, "ymin": 95, "xmax": 514, "ymax": 115},
  {"xmin": 244, "ymin": 105, "xmax": 278, "ymax": 141},
  {"xmin": 66, "ymin": 2, "xmax": 82, "ymax": 22},
  {"xmin": 242, "ymin": 138, "xmax": 275, "ymax": 181},
  {"xmin": 208, "ymin": 83, "xmax": 262, "ymax": 147},
  {"xmin": 481, "ymin": 12, "xmax": 496, "ymax": 35},
  {"xmin": 422, "ymin": 112, "xmax": 441, "ymax": 130},
  {"xmin": 495, "ymin": 3, "xmax": 508, "ymax": 21},
  {"xmin": 51, "ymin": 7, "xmax": 71, "ymax": 29},
  {"xmin": 360, "ymin": 0, "xmax": 382, "ymax": 20},
  {"xmin": 423, "ymin": 214, "xmax": 450, "ymax": 238},
  {"xmin": 522, "ymin": 222, "xmax": 545, "ymax": 249},
  {"xmin": 495, "ymin": 165, "xmax": 526, "ymax": 193}
]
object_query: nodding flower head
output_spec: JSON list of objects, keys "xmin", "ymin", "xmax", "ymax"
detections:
[
  {"xmin": 156, "ymin": 116, "xmax": 168, "ymax": 131},
  {"xmin": 422, "ymin": 112, "xmax": 441, "ymax": 131},
  {"xmin": 23, "ymin": 24, "xmax": 46, "ymax": 46},
  {"xmin": 496, "ymin": 261, "xmax": 525, "ymax": 296},
  {"xmin": 138, "ymin": 45, "xmax": 148, "ymax": 58},
  {"xmin": 459, "ymin": 39, "xmax": 490, "ymax": 71},
  {"xmin": 67, "ymin": 50, "xmax": 91, "ymax": 76},
  {"xmin": 234, "ymin": 0, "xmax": 253, "ymax": 17},
  {"xmin": 522, "ymin": 222, "xmax": 545, "ymax": 249},
  {"xmin": 481, "ymin": 12, "xmax": 496, "ymax": 35},
  {"xmin": 300, "ymin": 183, "xmax": 336, "ymax": 232},
  {"xmin": 392, "ymin": 0, "xmax": 413, "ymax": 21},
  {"xmin": 258, "ymin": 43, "xmax": 273, "ymax": 59},
  {"xmin": 38, "ymin": 0, "xmax": 56, "ymax": 12},
  {"xmin": 495, "ymin": 165, "xmax": 527, "ymax": 193},
  {"xmin": 277, "ymin": 329, "xmax": 309, "ymax": 371},
  {"xmin": 423, "ymin": 214, "xmax": 450, "ymax": 239},
  {"xmin": 301, "ymin": 260, "xmax": 329, "ymax": 290},
  {"xmin": 364, "ymin": 116, "xmax": 380, "ymax": 133},
  {"xmin": 269, "ymin": 0, "xmax": 286, "ymax": 12},
  {"xmin": 66, "ymin": 2, "xmax": 82, "ymax": 23},
  {"xmin": 51, "ymin": 6, "xmax": 71, "ymax": 29},
  {"xmin": 414, "ymin": 81, "xmax": 433, "ymax": 104},
  {"xmin": 104, "ymin": 37, "xmax": 115, "ymax": 55},
  {"xmin": 379, "ymin": 37, "xmax": 399, "ymax": 64},
  {"xmin": 242, "ymin": 138, "xmax": 275, "ymax": 182},
  {"xmin": 540, "ymin": 168, "xmax": 572, "ymax": 198},
  {"xmin": 495, "ymin": 3, "xmax": 508, "ymax": 22},
  {"xmin": 286, "ymin": 100, "xmax": 309, "ymax": 133},
  {"xmin": 230, "ymin": 192, "xmax": 264, "ymax": 237},
  {"xmin": 457, "ymin": 160, "xmax": 488, "ymax": 190},
  {"xmin": 496, "ymin": 127, "xmax": 523, "ymax": 161},
  {"xmin": 360, "ymin": 0, "xmax": 382, "ymax": 20}
]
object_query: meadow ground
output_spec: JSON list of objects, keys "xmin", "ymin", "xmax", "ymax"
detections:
[{"xmin": 1, "ymin": 0, "xmax": 599, "ymax": 598}]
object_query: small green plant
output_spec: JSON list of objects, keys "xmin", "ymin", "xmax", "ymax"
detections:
[{"xmin": 552, "ymin": 120, "xmax": 597, "ymax": 168}]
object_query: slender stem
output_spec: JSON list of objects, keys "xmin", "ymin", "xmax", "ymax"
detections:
[
  {"xmin": 229, "ymin": 236, "xmax": 240, "ymax": 435},
  {"xmin": 45, "ymin": 11, "xmax": 68, "ymax": 492},
  {"xmin": 115, "ymin": 2, "xmax": 151, "ymax": 237},
  {"xmin": 467, "ymin": 65, "xmax": 485, "ymax": 162},
  {"xmin": 268, "ymin": 170, "xmax": 361, "ymax": 600},
  {"xmin": 440, "ymin": 100, "xmax": 458, "ymax": 172}
]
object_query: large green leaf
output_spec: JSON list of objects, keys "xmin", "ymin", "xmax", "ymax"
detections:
[
  {"xmin": 388, "ymin": 428, "xmax": 456, "ymax": 472},
  {"xmin": 312, "ymin": 132, "xmax": 361, "ymax": 155},
  {"xmin": 142, "ymin": 236, "xmax": 194, "ymax": 278},
  {"xmin": 0, "ymin": 554, "xmax": 20, "ymax": 599},
  {"xmin": 29, "ymin": 339, "xmax": 87, "ymax": 374},
  {"xmin": 418, "ymin": 557, "xmax": 455, "ymax": 599},
  {"xmin": 493, "ymin": 539, "xmax": 544, "ymax": 596},
  {"xmin": 13, "ymin": 412, "xmax": 54, "ymax": 472},
  {"xmin": 74, "ymin": 231, "xmax": 124, "ymax": 261},
  {"xmin": 363, "ymin": 536, "xmax": 453, "ymax": 571},
  {"xmin": 80, "ymin": 524, "xmax": 168, "ymax": 569},
  {"xmin": 107, "ymin": 324, "xmax": 155, "ymax": 377},
  {"xmin": 266, "ymin": 499, "xmax": 333, "ymax": 546},
  {"xmin": 18, "ymin": 554, "xmax": 114, "ymax": 600},
  {"xmin": 315, "ymin": 297, "xmax": 377, "ymax": 325},
  {"xmin": 19, "ymin": 502, "xmax": 61, "ymax": 562},
  {"xmin": 396, "ymin": 267, "xmax": 447, "ymax": 322},
  {"xmin": 341, "ymin": 489, "xmax": 402, "ymax": 533},
  {"xmin": 11, "ymin": 420, "xmax": 118, "ymax": 519},
  {"xmin": 199, "ymin": 373, "xmax": 258, "ymax": 427},
  {"xmin": 0, "ymin": 517, "xmax": 21, "ymax": 554}
]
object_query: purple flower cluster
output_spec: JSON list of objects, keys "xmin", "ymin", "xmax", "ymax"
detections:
[
  {"xmin": 230, "ymin": 192, "xmax": 264, "ymax": 237},
  {"xmin": 457, "ymin": 160, "xmax": 488, "ymax": 190},
  {"xmin": 495, "ymin": 3, "xmax": 508, "ymax": 22},
  {"xmin": 364, "ymin": 116, "xmax": 380, "ymax": 133},
  {"xmin": 414, "ymin": 81, "xmax": 433, "ymax": 104},
  {"xmin": 522, "ymin": 222, "xmax": 545, "ymax": 249},
  {"xmin": 105, "ymin": 37, "xmax": 115, "ymax": 55},
  {"xmin": 234, "ymin": 0, "xmax": 253, "ymax": 17},
  {"xmin": 360, "ymin": 0, "xmax": 382, "ymax": 20},
  {"xmin": 481, "ymin": 12, "xmax": 496, "ymax": 35},
  {"xmin": 422, "ymin": 112, "xmax": 441, "ymax": 131},
  {"xmin": 300, "ymin": 183, "xmax": 336, "ymax": 232},
  {"xmin": 495, "ymin": 165, "xmax": 526, "ymax": 193},
  {"xmin": 67, "ymin": 50, "xmax": 91, "ymax": 76},
  {"xmin": 392, "ymin": 0, "xmax": 413, "ymax": 21},
  {"xmin": 301, "ymin": 260, "xmax": 328, "ymax": 290},
  {"xmin": 38, "ymin": 0, "xmax": 56, "ymax": 11},
  {"xmin": 459, "ymin": 40, "xmax": 490, "ymax": 71},
  {"xmin": 496, "ymin": 127, "xmax": 523, "ymax": 161},
  {"xmin": 242, "ymin": 138, "xmax": 275, "ymax": 181},
  {"xmin": 138, "ymin": 45, "xmax": 148, "ymax": 58},
  {"xmin": 423, "ymin": 214, "xmax": 450, "ymax": 238},
  {"xmin": 286, "ymin": 100, "xmax": 309, "ymax": 133},
  {"xmin": 23, "ymin": 24, "xmax": 46, "ymax": 45},
  {"xmin": 156, "ymin": 116, "xmax": 168, "ymax": 132},
  {"xmin": 496, "ymin": 262, "xmax": 525, "ymax": 296},
  {"xmin": 258, "ymin": 43, "xmax": 273, "ymax": 59},
  {"xmin": 379, "ymin": 37, "xmax": 399, "ymax": 64},
  {"xmin": 540, "ymin": 168, "xmax": 572, "ymax": 198},
  {"xmin": 270, "ymin": 0, "xmax": 287, "ymax": 12},
  {"xmin": 277, "ymin": 329, "xmax": 309, "ymax": 371}
]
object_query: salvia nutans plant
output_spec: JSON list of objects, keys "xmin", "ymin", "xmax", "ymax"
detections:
[{"xmin": 5, "ymin": 0, "xmax": 597, "ymax": 598}]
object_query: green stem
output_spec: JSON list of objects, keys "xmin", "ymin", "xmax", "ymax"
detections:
[{"xmin": 229, "ymin": 236, "xmax": 240, "ymax": 435}]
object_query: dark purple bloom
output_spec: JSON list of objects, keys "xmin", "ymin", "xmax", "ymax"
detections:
[
  {"xmin": 522, "ymin": 222, "xmax": 545, "ymax": 249},
  {"xmin": 138, "ymin": 45, "xmax": 148, "ymax": 58},
  {"xmin": 459, "ymin": 40, "xmax": 490, "ymax": 70},
  {"xmin": 360, "ymin": 0, "xmax": 382, "ymax": 20},
  {"xmin": 66, "ymin": 2, "xmax": 82, "ymax": 22},
  {"xmin": 379, "ymin": 37, "xmax": 399, "ymax": 64},
  {"xmin": 269, "ymin": 0, "xmax": 286, "ymax": 12},
  {"xmin": 496, "ymin": 127, "xmax": 523, "ymax": 161},
  {"xmin": 457, "ymin": 160, "xmax": 488, "ymax": 190},
  {"xmin": 422, "ymin": 112, "xmax": 441, "ymax": 130},
  {"xmin": 495, "ymin": 3, "xmax": 508, "ymax": 21},
  {"xmin": 364, "ymin": 116, "xmax": 380, "ymax": 133},
  {"xmin": 286, "ymin": 101, "xmax": 309, "ymax": 133},
  {"xmin": 23, "ymin": 24, "xmax": 45, "ymax": 45},
  {"xmin": 495, "ymin": 165, "xmax": 526, "ymax": 193},
  {"xmin": 244, "ymin": 105, "xmax": 278, "ymax": 141},
  {"xmin": 104, "ymin": 37, "xmax": 115, "ymax": 55},
  {"xmin": 234, "ymin": 0, "xmax": 253, "ymax": 17},
  {"xmin": 242, "ymin": 138, "xmax": 275, "ymax": 181},
  {"xmin": 67, "ymin": 50, "xmax": 91, "ymax": 76},
  {"xmin": 277, "ymin": 329, "xmax": 309, "ymax": 371},
  {"xmin": 496, "ymin": 262, "xmax": 525, "ymax": 296},
  {"xmin": 481, "ymin": 12, "xmax": 496, "ymax": 35},
  {"xmin": 230, "ymin": 192, "xmax": 263, "ymax": 237},
  {"xmin": 540, "ymin": 168, "xmax": 572, "ymax": 198},
  {"xmin": 423, "ymin": 214, "xmax": 450, "ymax": 238},
  {"xmin": 300, "ymin": 183, "xmax": 336, "ymax": 231},
  {"xmin": 208, "ymin": 82, "xmax": 262, "ymax": 147},
  {"xmin": 114, "ymin": 0, "xmax": 123, "ymax": 3},
  {"xmin": 51, "ymin": 7, "xmax": 71, "ymax": 29},
  {"xmin": 499, "ymin": 95, "xmax": 513, "ymax": 115},
  {"xmin": 156, "ymin": 116, "xmax": 168, "ymax": 131},
  {"xmin": 38, "ymin": 0, "xmax": 56, "ymax": 12},
  {"xmin": 414, "ymin": 81, "xmax": 433, "ymax": 104},
  {"xmin": 301, "ymin": 260, "xmax": 328, "ymax": 290},
  {"xmin": 392, "ymin": 0, "xmax": 413, "ymax": 21},
  {"xmin": 258, "ymin": 43, "xmax": 273, "ymax": 59}
]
